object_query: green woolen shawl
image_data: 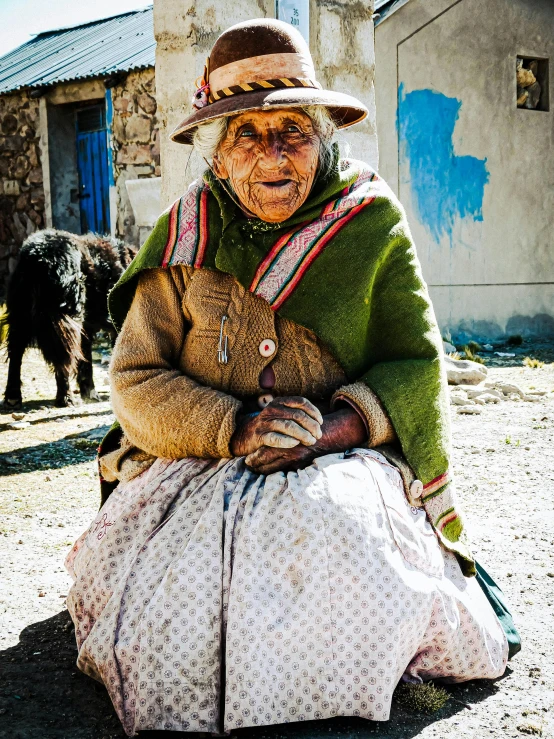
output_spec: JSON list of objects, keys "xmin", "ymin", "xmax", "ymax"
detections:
[{"xmin": 105, "ymin": 153, "xmax": 474, "ymax": 575}]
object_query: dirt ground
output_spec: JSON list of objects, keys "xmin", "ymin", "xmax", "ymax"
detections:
[{"xmin": 1, "ymin": 343, "xmax": 553, "ymax": 739}]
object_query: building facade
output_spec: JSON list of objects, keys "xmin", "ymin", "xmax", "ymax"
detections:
[
  {"xmin": 374, "ymin": 0, "xmax": 554, "ymax": 342},
  {"xmin": 0, "ymin": 7, "xmax": 159, "ymax": 294}
]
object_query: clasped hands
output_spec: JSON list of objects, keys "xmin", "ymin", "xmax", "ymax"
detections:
[{"xmin": 230, "ymin": 396, "xmax": 367, "ymax": 475}]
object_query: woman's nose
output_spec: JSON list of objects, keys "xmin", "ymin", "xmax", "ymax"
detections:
[{"xmin": 260, "ymin": 132, "xmax": 287, "ymax": 162}]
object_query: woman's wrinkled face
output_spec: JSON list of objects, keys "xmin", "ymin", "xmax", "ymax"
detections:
[{"xmin": 212, "ymin": 109, "xmax": 320, "ymax": 223}]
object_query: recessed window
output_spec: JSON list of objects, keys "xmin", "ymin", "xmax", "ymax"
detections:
[{"xmin": 516, "ymin": 56, "xmax": 549, "ymax": 111}]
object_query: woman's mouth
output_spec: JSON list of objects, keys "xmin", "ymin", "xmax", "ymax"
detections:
[{"xmin": 259, "ymin": 179, "xmax": 293, "ymax": 188}]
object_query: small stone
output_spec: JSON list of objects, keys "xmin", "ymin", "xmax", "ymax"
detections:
[
  {"xmin": 137, "ymin": 91, "xmax": 157, "ymax": 115},
  {"xmin": 11, "ymin": 412, "xmax": 25, "ymax": 420},
  {"xmin": 523, "ymin": 395, "xmax": 540, "ymax": 402},
  {"xmin": 451, "ymin": 395, "xmax": 473, "ymax": 406},
  {"xmin": 457, "ymin": 406, "xmax": 482, "ymax": 415},
  {"xmin": 3, "ymin": 456, "xmax": 21, "ymax": 466},
  {"xmin": 9, "ymin": 421, "xmax": 30, "ymax": 429},
  {"xmin": 124, "ymin": 115, "xmax": 152, "ymax": 144},
  {"xmin": 474, "ymin": 397, "xmax": 486, "ymax": 405},
  {"xmin": 38, "ymin": 591, "xmax": 45, "ymax": 597},
  {"xmin": 517, "ymin": 722, "xmax": 543, "ymax": 735},
  {"xmin": 498, "ymin": 382, "xmax": 525, "ymax": 398},
  {"xmin": 445, "ymin": 356, "xmax": 488, "ymax": 386},
  {"xmin": 467, "ymin": 387, "xmax": 503, "ymax": 400},
  {"xmin": 478, "ymin": 393, "xmax": 501, "ymax": 404}
]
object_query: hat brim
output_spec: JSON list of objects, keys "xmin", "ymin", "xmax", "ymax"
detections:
[{"xmin": 169, "ymin": 87, "xmax": 368, "ymax": 145}]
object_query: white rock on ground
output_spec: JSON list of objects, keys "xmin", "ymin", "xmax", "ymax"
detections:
[
  {"xmin": 445, "ymin": 356, "xmax": 488, "ymax": 385},
  {"xmin": 451, "ymin": 395, "xmax": 474, "ymax": 406},
  {"xmin": 495, "ymin": 382, "xmax": 525, "ymax": 398},
  {"xmin": 478, "ymin": 393, "xmax": 501, "ymax": 404},
  {"xmin": 457, "ymin": 405, "xmax": 482, "ymax": 414}
]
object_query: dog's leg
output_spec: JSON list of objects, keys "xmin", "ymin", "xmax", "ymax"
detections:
[
  {"xmin": 54, "ymin": 365, "xmax": 74, "ymax": 407},
  {"xmin": 4, "ymin": 343, "xmax": 25, "ymax": 409},
  {"xmin": 78, "ymin": 324, "xmax": 100, "ymax": 402}
]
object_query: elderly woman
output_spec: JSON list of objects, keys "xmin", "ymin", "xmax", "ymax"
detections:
[{"xmin": 66, "ymin": 19, "xmax": 518, "ymax": 737}]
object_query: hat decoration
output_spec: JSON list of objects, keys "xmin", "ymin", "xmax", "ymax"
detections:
[{"xmin": 192, "ymin": 77, "xmax": 210, "ymax": 110}]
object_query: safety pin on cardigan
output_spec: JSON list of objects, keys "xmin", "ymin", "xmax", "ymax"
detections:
[{"xmin": 218, "ymin": 315, "xmax": 229, "ymax": 365}]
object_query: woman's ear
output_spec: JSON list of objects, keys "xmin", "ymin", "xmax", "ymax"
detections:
[{"xmin": 212, "ymin": 154, "xmax": 229, "ymax": 179}]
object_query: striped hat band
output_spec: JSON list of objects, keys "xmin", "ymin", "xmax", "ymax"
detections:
[{"xmin": 207, "ymin": 51, "xmax": 320, "ymax": 104}]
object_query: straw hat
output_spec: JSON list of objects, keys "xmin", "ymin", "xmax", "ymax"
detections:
[{"xmin": 170, "ymin": 18, "xmax": 368, "ymax": 145}]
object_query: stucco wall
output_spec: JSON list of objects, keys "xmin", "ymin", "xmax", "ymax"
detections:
[
  {"xmin": 375, "ymin": 0, "xmax": 554, "ymax": 342},
  {"xmin": 154, "ymin": 0, "xmax": 377, "ymax": 209},
  {"xmin": 0, "ymin": 91, "xmax": 44, "ymax": 293},
  {"xmin": 111, "ymin": 68, "xmax": 160, "ymax": 245}
]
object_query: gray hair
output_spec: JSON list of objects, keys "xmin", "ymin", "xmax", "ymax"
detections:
[{"xmin": 192, "ymin": 106, "xmax": 337, "ymax": 176}]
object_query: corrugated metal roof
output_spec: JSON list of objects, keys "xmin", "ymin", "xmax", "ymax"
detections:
[
  {"xmin": 373, "ymin": 0, "xmax": 412, "ymax": 26},
  {"xmin": 0, "ymin": 6, "xmax": 155, "ymax": 95}
]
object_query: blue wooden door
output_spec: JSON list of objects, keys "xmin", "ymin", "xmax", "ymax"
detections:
[{"xmin": 76, "ymin": 105, "xmax": 111, "ymax": 235}]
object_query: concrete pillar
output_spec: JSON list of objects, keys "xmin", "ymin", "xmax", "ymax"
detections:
[
  {"xmin": 154, "ymin": 0, "xmax": 377, "ymax": 208},
  {"xmin": 311, "ymin": 0, "xmax": 377, "ymax": 168}
]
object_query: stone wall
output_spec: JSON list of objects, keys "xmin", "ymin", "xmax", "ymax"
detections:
[
  {"xmin": 111, "ymin": 68, "xmax": 159, "ymax": 245},
  {"xmin": 0, "ymin": 91, "xmax": 45, "ymax": 292}
]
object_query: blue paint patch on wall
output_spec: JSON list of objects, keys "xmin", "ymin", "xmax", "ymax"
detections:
[{"xmin": 398, "ymin": 84, "xmax": 489, "ymax": 244}]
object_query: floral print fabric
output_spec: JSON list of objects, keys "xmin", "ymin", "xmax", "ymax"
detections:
[{"xmin": 66, "ymin": 450, "xmax": 507, "ymax": 736}]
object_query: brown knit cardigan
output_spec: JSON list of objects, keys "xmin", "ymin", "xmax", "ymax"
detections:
[{"xmin": 102, "ymin": 264, "xmax": 402, "ymax": 484}]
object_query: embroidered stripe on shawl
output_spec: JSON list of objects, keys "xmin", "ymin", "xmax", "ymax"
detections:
[
  {"xmin": 162, "ymin": 181, "xmax": 210, "ymax": 268},
  {"xmin": 249, "ymin": 170, "xmax": 379, "ymax": 309}
]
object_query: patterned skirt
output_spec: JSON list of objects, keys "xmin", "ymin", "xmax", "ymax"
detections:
[{"xmin": 66, "ymin": 449, "xmax": 508, "ymax": 736}]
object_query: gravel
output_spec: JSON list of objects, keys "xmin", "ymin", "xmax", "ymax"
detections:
[{"xmin": 1, "ymin": 346, "xmax": 553, "ymax": 739}]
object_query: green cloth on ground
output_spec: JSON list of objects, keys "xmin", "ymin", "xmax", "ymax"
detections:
[{"xmin": 475, "ymin": 560, "xmax": 522, "ymax": 660}]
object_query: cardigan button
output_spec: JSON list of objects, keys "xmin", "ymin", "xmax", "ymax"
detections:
[
  {"xmin": 410, "ymin": 479, "xmax": 424, "ymax": 499},
  {"xmin": 258, "ymin": 339, "xmax": 276, "ymax": 358},
  {"xmin": 258, "ymin": 393, "xmax": 274, "ymax": 409}
]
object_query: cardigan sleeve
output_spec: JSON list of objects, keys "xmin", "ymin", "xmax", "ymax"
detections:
[
  {"xmin": 330, "ymin": 382, "xmax": 397, "ymax": 447},
  {"xmin": 109, "ymin": 267, "xmax": 242, "ymax": 460}
]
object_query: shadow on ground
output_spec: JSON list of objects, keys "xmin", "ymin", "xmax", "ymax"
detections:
[
  {"xmin": 0, "ymin": 611, "xmax": 507, "ymax": 739},
  {"xmin": 0, "ymin": 425, "xmax": 112, "ymax": 476},
  {"xmin": 0, "ymin": 406, "xmax": 112, "ymax": 431}
]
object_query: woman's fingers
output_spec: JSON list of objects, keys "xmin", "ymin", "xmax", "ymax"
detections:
[
  {"xmin": 259, "ymin": 431, "xmax": 300, "ymax": 449},
  {"xmin": 265, "ymin": 403, "xmax": 322, "ymax": 440},
  {"xmin": 245, "ymin": 444, "xmax": 314, "ymax": 474},
  {"xmin": 277, "ymin": 397, "xmax": 324, "ymax": 425},
  {"xmin": 245, "ymin": 446, "xmax": 280, "ymax": 468},
  {"xmin": 262, "ymin": 418, "xmax": 318, "ymax": 446}
]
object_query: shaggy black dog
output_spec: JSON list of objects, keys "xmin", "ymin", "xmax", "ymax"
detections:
[{"xmin": 2, "ymin": 229, "xmax": 136, "ymax": 408}]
